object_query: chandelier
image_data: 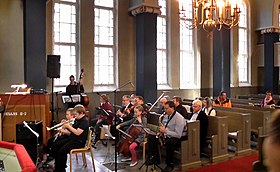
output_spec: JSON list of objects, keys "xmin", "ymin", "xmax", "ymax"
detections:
[{"xmin": 179, "ymin": 0, "xmax": 241, "ymax": 32}]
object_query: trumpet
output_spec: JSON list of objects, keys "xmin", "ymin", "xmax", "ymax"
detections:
[
  {"xmin": 156, "ymin": 114, "xmax": 165, "ymax": 146},
  {"xmin": 46, "ymin": 118, "xmax": 75, "ymax": 131}
]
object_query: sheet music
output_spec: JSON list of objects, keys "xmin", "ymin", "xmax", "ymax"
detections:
[{"xmin": 102, "ymin": 125, "xmax": 115, "ymax": 139}]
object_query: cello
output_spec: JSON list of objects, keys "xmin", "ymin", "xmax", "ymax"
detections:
[{"xmin": 117, "ymin": 122, "xmax": 142, "ymax": 157}]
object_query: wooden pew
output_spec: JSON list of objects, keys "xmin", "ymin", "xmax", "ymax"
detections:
[
  {"xmin": 216, "ymin": 110, "xmax": 251, "ymax": 156},
  {"xmin": 203, "ymin": 116, "xmax": 229, "ymax": 163},
  {"xmin": 215, "ymin": 106, "xmax": 270, "ymax": 136},
  {"xmin": 180, "ymin": 120, "xmax": 201, "ymax": 170}
]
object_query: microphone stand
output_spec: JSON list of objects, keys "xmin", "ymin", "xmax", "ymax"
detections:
[{"xmin": 112, "ymin": 80, "xmax": 134, "ymax": 172}]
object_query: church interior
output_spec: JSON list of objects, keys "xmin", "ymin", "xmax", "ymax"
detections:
[{"xmin": 0, "ymin": 0, "xmax": 279, "ymax": 171}]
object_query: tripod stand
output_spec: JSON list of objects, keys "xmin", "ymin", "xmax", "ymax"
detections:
[{"xmin": 139, "ymin": 155, "xmax": 162, "ymax": 172}]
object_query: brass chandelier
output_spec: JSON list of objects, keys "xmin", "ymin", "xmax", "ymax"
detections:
[{"xmin": 179, "ymin": 0, "xmax": 241, "ymax": 32}]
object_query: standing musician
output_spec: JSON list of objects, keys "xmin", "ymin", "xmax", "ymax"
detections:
[
  {"xmin": 116, "ymin": 105, "xmax": 147, "ymax": 167},
  {"xmin": 51, "ymin": 104, "xmax": 89, "ymax": 172},
  {"xmin": 90, "ymin": 94, "xmax": 113, "ymax": 147},
  {"xmin": 147, "ymin": 101, "xmax": 185, "ymax": 172},
  {"xmin": 46, "ymin": 108, "xmax": 75, "ymax": 158}
]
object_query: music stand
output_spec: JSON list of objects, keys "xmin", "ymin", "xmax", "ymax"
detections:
[{"xmin": 137, "ymin": 126, "xmax": 163, "ymax": 172}]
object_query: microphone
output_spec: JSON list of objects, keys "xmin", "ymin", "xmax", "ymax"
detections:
[{"xmin": 129, "ymin": 81, "xmax": 135, "ymax": 88}]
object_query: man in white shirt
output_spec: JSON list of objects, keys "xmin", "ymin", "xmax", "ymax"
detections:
[{"xmin": 148, "ymin": 101, "xmax": 185, "ymax": 172}]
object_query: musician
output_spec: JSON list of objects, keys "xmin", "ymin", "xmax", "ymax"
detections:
[
  {"xmin": 190, "ymin": 99, "xmax": 209, "ymax": 152},
  {"xmin": 147, "ymin": 101, "xmax": 185, "ymax": 172},
  {"xmin": 116, "ymin": 105, "xmax": 147, "ymax": 167},
  {"xmin": 90, "ymin": 94, "xmax": 113, "ymax": 147},
  {"xmin": 51, "ymin": 104, "xmax": 89, "ymax": 172},
  {"xmin": 110, "ymin": 95, "xmax": 134, "ymax": 143},
  {"xmin": 157, "ymin": 96, "xmax": 169, "ymax": 114},
  {"xmin": 213, "ymin": 90, "xmax": 232, "ymax": 108},
  {"xmin": 134, "ymin": 96, "xmax": 149, "ymax": 114},
  {"xmin": 66, "ymin": 75, "xmax": 79, "ymax": 108},
  {"xmin": 46, "ymin": 108, "xmax": 75, "ymax": 157},
  {"xmin": 172, "ymin": 96, "xmax": 188, "ymax": 119},
  {"xmin": 116, "ymin": 95, "xmax": 134, "ymax": 122},
  {"xmin": 130, "ymin": 94, "xmax": 136, "ymax": 105},
  {"xmin": 66, "ymin": 75, "xmax": 78, "ymax": 95}
]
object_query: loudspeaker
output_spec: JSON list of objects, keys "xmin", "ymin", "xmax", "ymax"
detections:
[
  {"xmin": 47, "ymin": 55, "xmax": 61, "ymax": 78},
  {"xmin": 16, "ymin": 121, "xmax": 43, "ymax": 163}
]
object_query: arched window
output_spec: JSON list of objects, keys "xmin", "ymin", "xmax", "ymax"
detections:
[
  {"xmin": 94, "ymin": 0, "xmax": 116, "ymax": 90},
  {"xmin": 157, "ymin": 0, "xmax": 168, "ymax": 86},
  {"xmin": 238, "ymin": 2, "xmax": 249, "ymax": 84},
  {"xmin": 179, "ymin": 0, "xmax": 198, "ymax": 88},
  {"xmin": 53, "ymin": 0, "xmax": 79, "ymax": 91}
]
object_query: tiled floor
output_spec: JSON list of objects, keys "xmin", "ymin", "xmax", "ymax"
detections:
[
  {"xmin": 63, "ymin": 139, "xmax": 176, "ymax": 172},
  {"xmin": 43, "ymin": 140, "xmax": 257, "ymax": 172}
]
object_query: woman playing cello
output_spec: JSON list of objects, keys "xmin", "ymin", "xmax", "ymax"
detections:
[{"xmin": 116, "ymin": 105, "xmax": 147, "ymax": 167}]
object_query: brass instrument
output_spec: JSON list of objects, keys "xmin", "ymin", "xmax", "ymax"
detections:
[
  {"xmin": 156, "ymin": 114, "xmax": 165, "ymax": 146},
  {"xmin": 46, "ymin": 118, "xmax": 75, "ymax": 131}
]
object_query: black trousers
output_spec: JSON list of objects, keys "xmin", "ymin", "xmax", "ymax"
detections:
[
  {"xmin": 90, "ymin": 118, "xmax": 109, "ymax": 143},
  {"xmin": 147, "ymin": 135, "xmax": 180, "ymax": 167},
  {"xmin": 51, "ymin": 138, "xmax": 84, "ymax": 172}
]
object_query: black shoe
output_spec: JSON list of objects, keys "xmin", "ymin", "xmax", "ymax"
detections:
[
  {"xmin": 162, "ymin": 165, "xmax": 174, "ymax": 172},
  {"xmin": 92, "ymin": 142, "xmax": 97, "ymax": 149}
]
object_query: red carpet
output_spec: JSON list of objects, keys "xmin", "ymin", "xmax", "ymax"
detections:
[{"xmin": 188, "ymin": 153, "xmax": 258, "ymax": 172}]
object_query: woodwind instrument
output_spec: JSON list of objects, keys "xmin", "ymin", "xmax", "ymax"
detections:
[{"xmin": 156, "ymin": 114, "xmax": 165, "ymax": 146}]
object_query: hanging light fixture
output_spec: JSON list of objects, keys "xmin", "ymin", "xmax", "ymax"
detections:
[{"xmin": 179, "ymin": 0, "xmax": 241, "ymax": 32}]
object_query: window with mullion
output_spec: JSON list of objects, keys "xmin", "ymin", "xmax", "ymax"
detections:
[
  {"xmin": 94, "ymin": 0, "xmax": 116, "ymax": 87},
  {"xmin": 179, "ymin": 0, "xmax": 196, "ymax": 88},
  {"xmin": 157, "ymin": 0, "xmax": 168, "ymax": 86},
  {"xmin": 53, "ymin": 0, "xmax": 78, "ymax": 91},
  {"xmin": 238, "ymin": 2, "xmax": 249, "ymax": 83}
]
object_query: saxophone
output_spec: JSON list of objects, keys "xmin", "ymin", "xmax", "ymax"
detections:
[{"xmin": 156, "ymin": 114, "xmax": 165, "ymax": 146}]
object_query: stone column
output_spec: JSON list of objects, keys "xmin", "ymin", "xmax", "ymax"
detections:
[{"xmin": 129, "ymin": 0, "xmax": 160, "ymax": 103}]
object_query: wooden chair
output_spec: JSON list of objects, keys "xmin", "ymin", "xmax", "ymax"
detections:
[{"xmin": 69, "ymin": 129, "xmax": 95, "ymax": 172}]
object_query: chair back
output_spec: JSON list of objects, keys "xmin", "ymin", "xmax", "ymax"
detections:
[{"xmin": 86, "ymin": 128, "xmax": 92, "ymax": 148}]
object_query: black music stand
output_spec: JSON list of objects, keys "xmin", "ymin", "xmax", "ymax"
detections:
[{"xmin": 111, "ymin": 80, "xmax": 134, "ymax": 172}]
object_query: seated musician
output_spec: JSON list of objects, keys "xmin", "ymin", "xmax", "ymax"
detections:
[
  {"xmin": 50, "ymin": 104, "xmax": 89, "ymax": 172},
  {"xmin": 134, "ymin": 96, "xmax": 149, "ymax": 113},
  {"xmin": 261, "ymin": 90, "xmax": 275, "ymax": 107},
  {"xmin": 190, "ymin": 100, "xmax": 209, "ymax": 152},
  {"xmin": 90, "ymin": 94, "xmax": 113, "ymax": 147},
  {"xmin": 116, "ymin": 95, "xmax": 134, "ymax": 122},
  {"xmin": 172, "ymin": 96, "xmax": 188, "ymax": 119},
  {"xmin": 202, "ymin": 97, "xmax": 216, "ymax": 116},
  {"xmin": 46, "ymin": 108, "xmax": 75, "ymax": 158},
  {"xmin": 213, "ymin": 90, "xmax": 232, "ymax": 108},
  {"xmin": 116, "ymin": 105, "xmax": 147, "ymax": 167},
  {"xmin": 147, "ymin": 101, "xmax": 185, "ymax": 172},
  {"xmin": 157, "ymin": 96, "xmax": 169, "ymax": 114},
  {"xmin": 111, "ymin": 95, "xmax": 134, "ymax": 143}
]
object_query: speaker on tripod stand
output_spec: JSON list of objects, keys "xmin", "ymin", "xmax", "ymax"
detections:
[{"xmin": 47, "ymin": 55, "xmax": 61, "ymax": 123}]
